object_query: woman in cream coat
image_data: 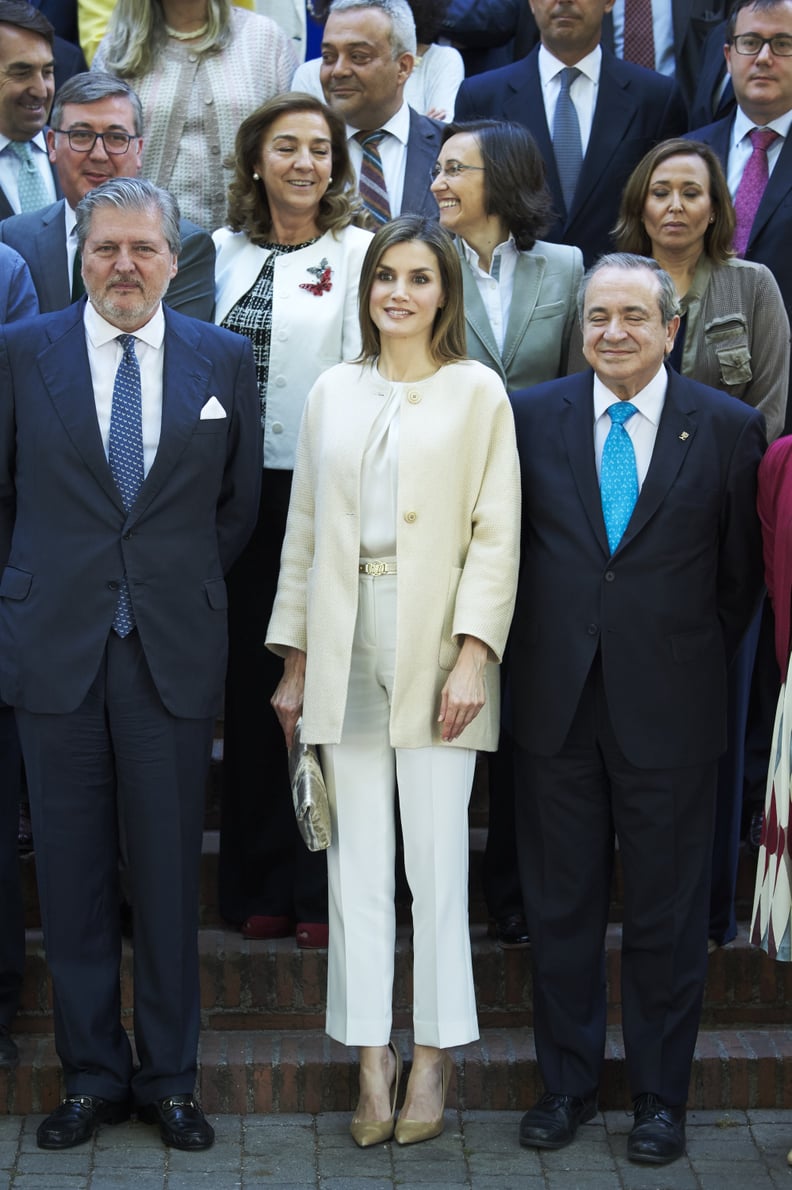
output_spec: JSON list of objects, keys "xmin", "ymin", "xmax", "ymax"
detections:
[
  {"xmin": 213, "ymin": 93, "xmax": 371, "ymax": 947},
  {"xmin": 268, "ymin": 216, "xmax": 520, "ymax": 1148}
]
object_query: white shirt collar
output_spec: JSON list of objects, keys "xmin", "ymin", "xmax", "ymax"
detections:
[
  {"xmin": 538, "ymin": 43, "xmax": 602, "ymax": 87},
  {"xmin": 733, "ymin": 103, "xmax": 792, "ymax": 145},
  {"xmin": 84, "ymin": 300, "xmax": 166, "ymax": 350},
  {"xmin": 0, "ymin": 130, "xmax": 49, "ymax": 155},
  {"xmin": 345, "ymin": 100, "xmax": 411, "ymax": 148},
  {"xmin": 592, "ymin": 361, "xmax": 668, "ymax": 424},
  {"xmin": 460, "ymin": 233, "xmax": 519, "ymax": 277}
]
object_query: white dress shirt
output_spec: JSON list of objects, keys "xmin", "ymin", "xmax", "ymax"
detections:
[
  {"xmin": 0, "ymin": 132, "xmax": 57, "ymax": 214},
  {"xmin": 345, "ymin": 101, "xmax": 410, "ymax": 217},
  {"xmin": 461, "ymin": 235, "xmax": 520, "ymax": 355},
  {"xmin": 727, "ymin": 105, "xmax": 792, "ymax": 196},
  {"xmin": 611, "ymin": 0, "xmax": 675, "ymax": 78},
  {"xmin": 538, "ymin": 44, "xmax": 602, "ymax": 155},
  {"xmin": 84, "ymin": 301, "xmax": 165, "ymax": 477},
  {"xmin": 593, "ymin": 363, "xmax": 668, "ymax": 487}
]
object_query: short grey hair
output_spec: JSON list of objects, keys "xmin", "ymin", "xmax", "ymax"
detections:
[
  {"xmin": 51, "ymin": 72, "xmax": 144, "ymax": 138},
  {"xmin": 577, "ymin": 253, "xmax": 680, "ymax": 325},
  {"xmin": 328, "ymin": 0, "xmax": 417, "ymax": 56},
  {"xmin": 75, "ymin": 177, "xmax": 181, "ymax": 256}
]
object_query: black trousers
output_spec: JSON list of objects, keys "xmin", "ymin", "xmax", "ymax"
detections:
[
  {"xmin": 17, "ymin": 631, "xmax": 212, "ymax": 1104},
  {"xmin": 218, "ymin": 469, "xmax": 327, "ymax": 926},
  {"xmin": 0, "ymin": 704, "xmax": 23, "ymax": 1032},
  {"xmin": 514, "ymin": 658, "xmax": 716, "ymax": 1106}
]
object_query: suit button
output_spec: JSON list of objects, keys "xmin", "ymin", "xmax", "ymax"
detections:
[
  {"xmin": 587, "ymin": 624, "xmax": 598, "ymax": 635},
  {"xmin": 407, "ymin": 389, "xmax": 421, "ymax": 404},
  {"xmin": 271, "ymin": 422, "xmax": 283, "ymax": 433},
  {"xmin": 107, "ymin": 580, "xmax": 120, "ymax": 591},
  {"xmin": 604, "ymin": 570, "xmax": 615, "ymax": 582},
  {"xmin": 404, "ymin": 510, "xmax": 417, "ymax": 523}
]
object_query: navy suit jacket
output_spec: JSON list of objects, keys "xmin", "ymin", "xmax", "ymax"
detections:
[
  {"xmin": 690, "ymin": 114, "xmax": 792, "ymax": 324},
  {"xmin": 509, "ymin": 367, "xmax": 765, "ymax": 769},
  {"xmin": 399, "ymin": 107, "xmax": 443, "ymax": 218},
  {"xmin": 0, "ymin": 302, "xmax": 261, "ymax": 717},
  {"xmin": 454, "ymin": 45, "xmax": 688, "ymax": 263},
  {"xmin": 0, "ymin": 243, "xmax": 38, "ymax": 321},
  {"xmin": 0, "ymin": 199, "xmax": 216, "ymax": 320}
]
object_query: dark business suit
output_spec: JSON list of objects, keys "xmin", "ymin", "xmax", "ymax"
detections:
[
  {"xmin": 0, "ymin": 199, "xmax": 216, "ymax": 320},
  {"xmin": 398, "ymin": 107, "xmax": 443, "ymax": 219},
  {"xmin": 686, "ymin": 20, "xmax": 734, "ymax": 130},
  {"xmin": 0, "ymin": 246, "xmax": 38, "ymax": 1043},
  {"xmin": 0, "ymin": 300, "xmax": 260, "ymax": 1103},
  {"xmin": 510, "ymin": 367, "xmax": 764, "ymax": 1104},
  {"xmin": 454, "ymin": 46, "xmax": 688, "ymax": 264}
]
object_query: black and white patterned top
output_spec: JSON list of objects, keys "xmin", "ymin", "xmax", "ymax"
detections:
[{"xmin": 221, "ymin": 237, "xmax": 319, "ymax": 430}]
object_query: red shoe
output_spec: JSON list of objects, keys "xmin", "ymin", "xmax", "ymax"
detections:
[
  {"xmin": 296, "ymin": 921, "xmax": 329, "ymax": 949},
  {"xmin": 241, "ymin": 915, "xmax": 294, "ymax": 940}
]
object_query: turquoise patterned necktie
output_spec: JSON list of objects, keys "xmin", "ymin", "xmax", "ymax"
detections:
[
  {"xmin": 7, "ymin": 140, "xmax": 50, "ymax": 212},
  {"xmin": 109, "ymin": 334, "xmax": 144, "ymax": 636},
  {"xmin": 600, "ymin": 401, "xmax": 638, "ymax": 554}
]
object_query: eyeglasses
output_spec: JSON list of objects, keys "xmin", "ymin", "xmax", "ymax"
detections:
[
  {"xmin": 730, "ymin": 33, "xmax": 792, "ymax": 56},
  {"xmin": 430, "ymin": 161, "xmax": 486, "ymax": 180},
  {"xmin": 52, "ymin": 129, "xmax": 137, "ymax": 155}
]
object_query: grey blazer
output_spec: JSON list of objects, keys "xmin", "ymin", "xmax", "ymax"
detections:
[{"xmin": 459, "ymin": 237, "xmax": 583, "ymax": 392}]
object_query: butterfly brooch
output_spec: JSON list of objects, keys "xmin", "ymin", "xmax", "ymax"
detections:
[{"xmin": 300, "ymin": 258, "xmax": 333, "ymax": 296}]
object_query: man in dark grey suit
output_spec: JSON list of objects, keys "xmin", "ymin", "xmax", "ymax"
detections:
[
  {"xmin": 319, "ymin": 0, "xmax": 441, "ymax": 220},
  {"xmin": 0, "ymin": 72, "xmax": 214, "ymax": 319},
  {"xmin": 0, "ymin": 0, "xmax": 59, "ymax": 219},
  {"xmin": 454, "ymin": 0, "xmax": 688, "ymax": 264},
  {"xmin": 0, "ymin": 178, "xmax": 260, "ymax": 1152}
]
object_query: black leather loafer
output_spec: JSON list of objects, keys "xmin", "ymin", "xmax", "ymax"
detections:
[
  {"xmin": 0, "ymin": 1028, "xmax": 19, "ymax": 1069},
  {"xmin": 627, "ymin": 1093, "xmax": 686, "ymax": 1165},
  {"xmin": 488, "ymin": 914, "xmax": 530, "ymax": 949},
  {"xmin": 519, "ymin": 1092, "xmax": 597, "ymax": 1149},
  {"xmin": 37, "ymin": 1094, "xmax": 131, "ymax": 1149},
  {"xmin": 137, "ymin": 1094, "xmax": 215, "ymax": 1150}
]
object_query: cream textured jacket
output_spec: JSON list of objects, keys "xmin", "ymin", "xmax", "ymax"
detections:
[{"xmin": 266, "ymin": 359, "xmax": 521, "ymax": 749}]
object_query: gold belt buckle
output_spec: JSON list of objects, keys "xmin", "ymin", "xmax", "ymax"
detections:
[{"xmin": 363, "ymin": 560, "xmax": 387, "ymax": 577}]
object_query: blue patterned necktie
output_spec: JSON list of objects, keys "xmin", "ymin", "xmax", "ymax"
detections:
[
  {"xmin": 355, "ymin": 130, "xmax": 391, "ymax": 224},
  {"xmin": 7, "ymin": 140, "xmax": 50, "ymax": 212},
  {"xmin": 552, "ymin": 66, "xmax": 583, "ymax": 213},
  {"xmin": 600, "ymin": 401, "xmax": 638, "ymax": 554},
  {"xmin": 109, "ymin": 334, "xmax": 144, "ymax": 636}
]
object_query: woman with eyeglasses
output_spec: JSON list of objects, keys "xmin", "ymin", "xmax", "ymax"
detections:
[{"xmin": 430, "ymin": 119, "xmax": 583, "ymax": 394}]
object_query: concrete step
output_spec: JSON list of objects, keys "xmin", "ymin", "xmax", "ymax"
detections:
[
  {"xmin": 15, "ymin": 921, "xmax": 791, "ymax": 1036},
  {"xmin": 3, "ymin": 1024, "xmax": 792, "ymax": 1116}
]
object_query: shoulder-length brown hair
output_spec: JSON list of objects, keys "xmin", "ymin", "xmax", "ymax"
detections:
[
  {"xmin": 225, "ymin": 93, "xmax": 364, "ymax": 244},
  {"xmin": 357, "ymin": 216, "xmax": 467, "ymax": 366},
  {"xmin": 613, "ymin": 138, "xmax": 735, "ymax": 265},
  {"xmin": 441, "ymin": 119, "xmax": 553, "ymax": 250}
]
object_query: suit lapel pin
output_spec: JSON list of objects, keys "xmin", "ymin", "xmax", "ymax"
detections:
[{"xmin": 679, "ymin": 431, "xmax": 689, "ymax": 441}]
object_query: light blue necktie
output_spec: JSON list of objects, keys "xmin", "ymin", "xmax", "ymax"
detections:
[
  {"xmin": 109, "ymin": 334, "xmax": 144, "ymax": 636},
  {"xmin": 600, "ymin": 402, "xmax": 638, "ymax": 554},
  {"xmin": 7, "ymin": 140, "xmax": 50, "ymax": 212},
  {"xmin": 553, "ymin": 66, "xmax": 583, "ymax": 213}
]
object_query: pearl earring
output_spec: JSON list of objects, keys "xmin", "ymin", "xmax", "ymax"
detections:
[{"xmin": 252, "ymin": 172, "xmax": 260, "ymax": 181}]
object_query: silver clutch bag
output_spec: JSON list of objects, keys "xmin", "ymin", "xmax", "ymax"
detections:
[{"xmin": 288, "ymin": 718, "xmax": 331, "ymax": 852}]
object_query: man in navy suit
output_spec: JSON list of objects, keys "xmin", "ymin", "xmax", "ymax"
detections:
[
  {"xmin": 319, "ymin": 0, "xmax": 441, "ymax": 220},
  {"xmin": 0, "ymin": 0, "xmax": 59, "ymax": 219},
  {"xmin": 0, "ymin": 72, "xmax": 215, "ymax": 319},
  {"xmin": 511, "ymin": 255, "xmax": 764, "ymax": 1165},
  {"xmin": 0, "ymin": 178, "xmax": 260, "ymax": 1151},
  {"xmin": 454, "ymin": 0, "xmax": 688, "ymax": 264}
]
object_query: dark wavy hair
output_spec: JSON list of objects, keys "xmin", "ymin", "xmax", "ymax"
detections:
[
  {"xmin": 440, "ymin": 120, "xmax": 553, "ymax": 250},
  {"xmin": 224, "ymin": 93, "xmax": 364, "ymax": 244},
  {"xmin": 357, "ymin": 216, "xmax": 467, "ymax": 365},
  {"xmin": 612, "ymin": 138, "xmax": 735, "ymax": 266}
]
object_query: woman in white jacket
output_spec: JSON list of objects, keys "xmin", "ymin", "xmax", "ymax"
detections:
[
  {"xmin": 267, "ymin": 217, "xmax": 520, "ymax": 1147},
  {"xmin": 214, "ymin": 93, "xmax": 371, "ymax": 948}
]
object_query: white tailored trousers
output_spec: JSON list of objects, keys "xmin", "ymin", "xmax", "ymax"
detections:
[{"xmin": 321, "ymin": 572, "xmax": 479, "ymax": 1048}]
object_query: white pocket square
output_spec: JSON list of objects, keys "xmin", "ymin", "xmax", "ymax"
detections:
[{"xmin": 200, "ymin": 396, "xmax": 227, "ymax": 420}]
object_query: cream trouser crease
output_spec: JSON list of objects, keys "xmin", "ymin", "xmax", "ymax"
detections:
[{"xmin": 320, "ymin": 572, "xmax": 479, "ymax": 1048}]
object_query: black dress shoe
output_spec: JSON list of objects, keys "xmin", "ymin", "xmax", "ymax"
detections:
[
  {"xmin": 519, "ymin": 1092, "xmax": 597, "ymax": 1149},
  {"xmin": 627, "ymin": 1093, "xmax": 686, "ymax": 1165},
  {"xmin": 0, "ymin": 1027, "xmax": 19, "ymax": 1069},
  {"xmin": 137, "ymin": 1094, "xmax": 214, "ymax": 1150},
  {"xmin": 488, "ymin": 914, "xmax": 530, "ymax": 949},
  {"xmin": 37, "ymin": 1094, "xmax": 131, "ymax": 1149}
]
